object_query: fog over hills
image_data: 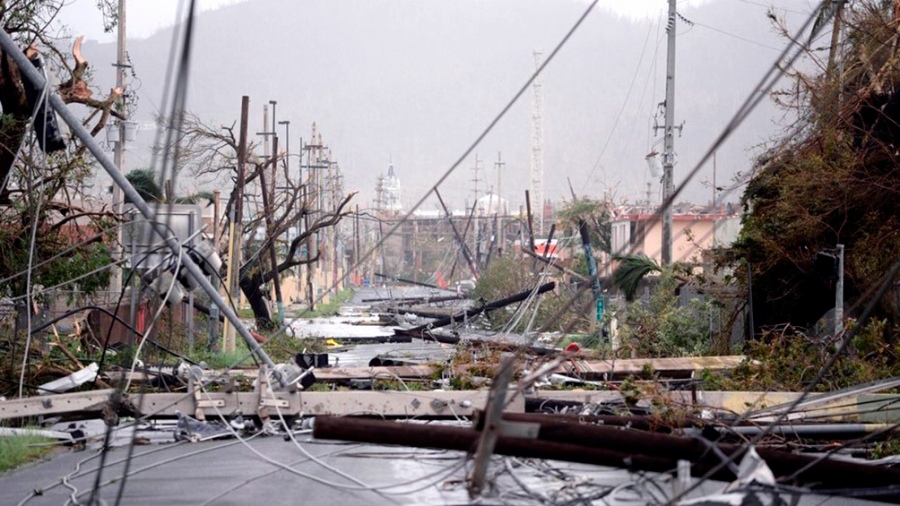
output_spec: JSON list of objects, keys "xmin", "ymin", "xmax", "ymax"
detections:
[{"xmin": 80, "ymin": 0, "xmax": 803, "ymax": 212}]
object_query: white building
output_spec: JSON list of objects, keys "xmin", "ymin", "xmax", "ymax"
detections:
[
  {"xmin": 475, "ymin": 193, "xmax": 508, "ymax": 216},
  {"xmin": 382, "ymin": 164, "xmax": 402, "ymax": 212}
]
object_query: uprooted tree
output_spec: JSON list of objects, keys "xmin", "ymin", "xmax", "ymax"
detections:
[
  {"xmin": 170, "ymin": 112, "xmax": 355, "ymax": 330},
  {"xmin": 722, "ymin": 1, "xmax": 900, "ymax": 331}
]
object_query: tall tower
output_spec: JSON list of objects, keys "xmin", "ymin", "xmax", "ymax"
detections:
[{"xmin": 530, "ymin": 50, "xmax": 545, "ymax": 235}]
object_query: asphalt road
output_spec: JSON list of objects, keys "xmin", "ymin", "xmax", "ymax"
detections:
[
  {"xmin": 0, "ymin": 432, "xmax": 476, "ymax": 506},
  {"xmin": 1, "ymin": 428, "xmax": 885, "ymax": 506}
]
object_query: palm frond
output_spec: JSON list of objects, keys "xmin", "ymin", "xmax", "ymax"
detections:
[
  {"xmin": 612, "ymin": 254, "xmax": 661, "ymax": 301},
  {"xmin": 124, "ymin": 169, "xmax": 163, "ymax": 203},
  {"xmin": 174, "ymin": 191, "xmax": 215, "ymax": 206}
]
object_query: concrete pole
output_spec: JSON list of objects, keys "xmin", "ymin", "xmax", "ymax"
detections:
[
  {"xmin": 110, "ymin": 0, "xmax": 127, "ymax": 295},
  {"xmin": 209, "ymin": 189, "xmax": 220, "ymax": 349},
  {"xmin": 662, "ymin": 0, "xmax": 677, "ymax": 266}
]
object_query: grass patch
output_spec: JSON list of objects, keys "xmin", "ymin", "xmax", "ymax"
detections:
[
  {"xmin": 185, "ymin": 330, "xmax": 325, "ymax": 370},
  {"xmin": 296, "ymin": 289, "xmax": 354, "ymax": 318},
  {"xmin": 0, "ymin": 434, "xmax": 54, "ymax": 473}
]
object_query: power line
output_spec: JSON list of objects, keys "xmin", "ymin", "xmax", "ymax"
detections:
[
  {"xmin": 693, "ymin": 20, "xmax": 783, "ymax": 51},
  {"xmin": 584, "ymin": 19, "xmax": 656, "ymax": 184},
  {"xmin": 309, "ymin": 0, "xmax": 602, "ymax": 313}
]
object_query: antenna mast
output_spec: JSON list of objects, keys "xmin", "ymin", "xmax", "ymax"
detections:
[{"xmin": 530, "ymin": 50, "xmax": 545, "ymax": 235}]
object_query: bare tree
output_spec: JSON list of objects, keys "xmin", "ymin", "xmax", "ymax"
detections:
[{"xmin": 172, "ymin": 112, "xmax": 355, "ymax": 328}]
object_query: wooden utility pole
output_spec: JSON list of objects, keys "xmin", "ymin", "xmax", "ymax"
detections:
[
  {"xmin": 525, "ymin": 190, "xmax": 536, "ymax": 253},
  {"xmin": 435, "ymin": 188, "xmax": 478, "ymax": 279},
  {"xmin": 353, "ymin": 204, "xmax": 360, "ymax": 285},
  {"xmin": 223, "ymin": 96, "xmax": 249, "ymax": 351},
  {"xmin": 259, "ymin": 136, "xmax": 284, "ymax": 324}
]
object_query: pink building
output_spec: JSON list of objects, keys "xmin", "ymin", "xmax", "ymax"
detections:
[{"xmin": 610, "ymin": 209, "xmax": 740, "ymax": 266}]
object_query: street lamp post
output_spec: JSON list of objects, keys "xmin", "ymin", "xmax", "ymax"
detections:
[
  {"xmin": 269, "ymin": 100, "xmax": 277, "ymax": 139},
  {"xmin": 279, "ymin": 120, "xmax": 290, "ymax": 175}
]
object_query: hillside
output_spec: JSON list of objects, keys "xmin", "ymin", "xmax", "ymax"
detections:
[{"xmin": 80, "ymin": 0, "xmax": 796, "ymax": 211}]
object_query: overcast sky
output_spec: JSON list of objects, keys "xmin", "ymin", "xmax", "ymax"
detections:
[
  {"xmin": 56, "ymin": 0, "xmax": 814, "ymax": 209},
  {"xmin": 61, "ymin": 0, "xmax": 716, "ymax": 42}
]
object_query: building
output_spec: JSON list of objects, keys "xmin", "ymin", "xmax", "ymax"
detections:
[
  {"xmin": 376, "ymin": 164, "xmax": 402, "ymax": 213},
  {"xmin": 610, "ymin": 205, "xmax": 740, "ymax": 266}
]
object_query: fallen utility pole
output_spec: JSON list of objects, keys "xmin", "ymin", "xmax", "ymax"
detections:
[
  {"xmin": 363, "ymin": 294, "xmax": 465, "ymax": 304},
  {"xmin": 489, "ymin": 412, "xmax": 900, "ymax": 442},
  {"xmin": 0, "ymin": 32, "xmax": 279, "ymax": 377},
  {"xmin": 521, "ymin": 247, "xmax": 588, "ymax": 282},
  {"xmin": 374, "ymin": 272, "xmax": 439, "ymax": 290},
  {"xmin": 435, "ymin": 188, "xmax": 478, "ymax": 280},
  {"xmin": 396, "ymin": 282, "xmax": 556, "ymax": 336},
  {"xmin": 0, "ymin": 389, "xmax": 523, "ymax": 421},
  {"xmin": 313, "ymin": 415, "xmax": 900, "ymax": 494}
]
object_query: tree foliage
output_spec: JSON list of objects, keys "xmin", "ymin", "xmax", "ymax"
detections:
[
  {"xmin": 556, "ymin": 196, "xmax": 612, "ymax": 253},
  {"xmin": 616, "ymin": 271, "xmax": 714, "ymax": 358},
  {"xmin": 0, "ymin": 2, "xmax": 127, "ymax": 300},
  {"xmin": 724, "ymin": 1, "xmax": 900, "ymax": 330}
]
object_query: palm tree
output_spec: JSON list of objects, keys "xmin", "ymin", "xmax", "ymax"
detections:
[
  {"xmin": 124, "ymin": 168, "xmax": 163, "ymax": 203},
  {"xmin": 124, "ymin": 169, "xmax": 214, "ymax": 205},
  {"xmin": 612, "ymin": 254, "xmax": 692, "ymax": 301}
]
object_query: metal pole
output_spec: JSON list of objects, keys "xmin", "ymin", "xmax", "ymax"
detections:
[
  {"xmin": 0, "ymin": 33, "xmax": 280, "ymax": 374},
  {"xmin": 835, "ymin": 243, "xmax": 844, "ymax": 336},
  {"xmin": 279, "ymin": 120, "xmax": 290, "ymax": 175},
  {"xmin": 662, "ymin": 0, "xmax": 677, "ymax": 265},
  {"xmin": 209, "ymin": 190, "xmax": 220, "ymax": 350}
]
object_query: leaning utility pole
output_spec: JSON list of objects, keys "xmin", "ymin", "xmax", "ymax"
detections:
[
  {"xmin": 223, "ymin": 96, "xmax": 250, "ymax": 352},
  {"xmin": 259, "ymin": 136, "xmax": 284, "ymax": 324},
  {"xmin": 661, "ymin": 0, "xmax": 677, "ymax": 265}
]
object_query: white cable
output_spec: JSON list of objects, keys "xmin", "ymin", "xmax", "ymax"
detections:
[
  {"xmin": 201, "ymin": 384, "xmax": 467, "ymax": 495},
  {"xmin": 18, "ymin": 63, "xmax": 52, "ymax": 398},
  {"xmin": 69, "ymin": 437, "xmax": 254, "ymax": 502},
  {"xmin": 123, "ymin": 244, "xmax": 183, "ymax": 392}
]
